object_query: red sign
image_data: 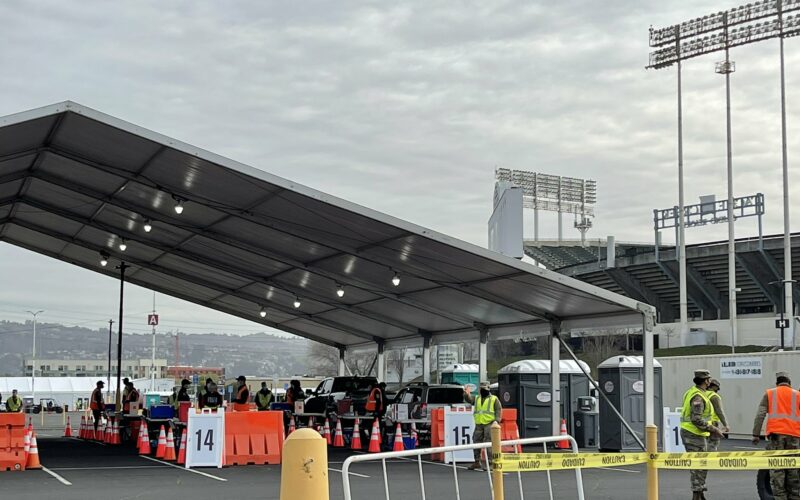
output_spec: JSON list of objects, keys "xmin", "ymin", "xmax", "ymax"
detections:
[{"xmin": 147, "ymin": 314, "xmax": 159, "ymax": 326}]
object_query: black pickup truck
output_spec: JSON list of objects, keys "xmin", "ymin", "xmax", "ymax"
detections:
[{"xmin": 303, "ymin": 376, "xmax": 379, "ymax": 420}]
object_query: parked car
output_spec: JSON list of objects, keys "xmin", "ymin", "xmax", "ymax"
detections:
[
  {"xmin": 385, "ymin": 383, "xmax": 467, "ymax": 444},
  {"xmin": 27, "ymin": 398, "xmax": 64, "ymax": 414},
  {"xmin": 303, "ymin": 376, "xmax": 378, "ymax": 419}
]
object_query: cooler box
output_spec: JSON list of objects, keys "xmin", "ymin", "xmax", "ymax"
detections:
[
  {"xmin": 178, "ymin": 402, "xmax": 191, "ymax": 422},
  {"xmin": 149, "ymin": 405, "xmax": 174, "ymax": 419},
  {"xmin": 144, "ymin": 394, "xmax": 161, "ymax": 408}
]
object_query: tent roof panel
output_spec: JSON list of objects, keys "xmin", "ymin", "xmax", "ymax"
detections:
[{"xmin": 0, "ymin": 101, "xmax": 653, "ymax": 349}]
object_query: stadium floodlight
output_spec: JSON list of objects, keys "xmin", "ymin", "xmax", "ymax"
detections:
[
  {"xmin": 647, "ymin": 0, "xmax": 799, "ymax": 351},
  {"xmin": 495, "ymin": 168, "xmax": 597, "ymax": 243}
]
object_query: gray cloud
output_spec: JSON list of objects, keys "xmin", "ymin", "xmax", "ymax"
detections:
[{"xmin": 1, "ymin": 0, "xmax": 799, "ymax": 330}]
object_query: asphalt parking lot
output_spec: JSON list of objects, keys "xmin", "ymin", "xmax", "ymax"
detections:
[{"xmin": 0, "ymin": 430, "xmax": 771, "ymax": 500}]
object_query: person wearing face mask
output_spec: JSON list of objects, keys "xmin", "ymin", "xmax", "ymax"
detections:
[{"xmin": 464, "ymin": 381, "xmax": 502, "ymax": 471}]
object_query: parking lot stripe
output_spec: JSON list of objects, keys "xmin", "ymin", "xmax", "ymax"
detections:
[
  {"xmin": 42, "ymin": 466, "xmax": 72, "ymax": 486},
  {"xmin": 329, "ymin": 467, "xmax": 370, "ymax": 478},
  {"xmin": 140, "ymin": 455, "xmax": 228, "ymax": 481},
  {"xmin": 49, "ymin": 466, "xmax": 166, "ymax": 471}
]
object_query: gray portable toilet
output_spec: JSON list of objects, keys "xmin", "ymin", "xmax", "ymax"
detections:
[
  {"xmin": 598, "ymin": 355, "xmax": 663, "ymax": 451},
  {"xmin": 497, "ymin": 359, "xmax": 592, "ymax": 439}
]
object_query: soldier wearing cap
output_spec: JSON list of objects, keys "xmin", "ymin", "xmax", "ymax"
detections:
[
  {"xmin": 706, "ymin": 378, "xmax": 728, "ymax": 452},
  {"xmin": 680, "ymin": 369, "xmax": 723, "ymax": 500},
  {"xmin": 752, "ymin": 371, "xmax": 800, "ymax": 500},
  {"xmin": 464, "ymin": 381, "xmax": 502, "ymax": 471}
]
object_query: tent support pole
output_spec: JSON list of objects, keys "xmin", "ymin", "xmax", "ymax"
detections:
[
  {"xmin": 478, "ymin": 326, "xmax": 489, "ymax": 383},
  {"xmin": 338, "ymin": 347, "xmax": 346, "ymax": 377},
  {"xmin": 550, "ymin": 321, "xmax": 561, "ymax": 436},
  {"xmin": 422, "ymin": 334, "xmax": 432, "ymax": 384}
]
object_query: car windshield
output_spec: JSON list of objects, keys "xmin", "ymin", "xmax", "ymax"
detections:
[
  {"xmin": 427, "ymin": 388, "xmax": 465, "ymax": 405},
  {"xmin": 332, "ymin": 378, "xmax": 376, "ymax": 393}
]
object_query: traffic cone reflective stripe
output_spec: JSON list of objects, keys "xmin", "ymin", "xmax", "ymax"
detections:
[
  {"xmin": 164, "ymin": 427, "xmax": 177, "ymax": 461},
  {"xmin": 351, "ymin": 418, "xmax": 362, "ymax": 450},
  {"xmin": 23, "ymin": 427, "xmax": 31, "ymax": 455},
  {"xmin": 155, "ymin": 425, "xmax": 167, "ymax": 458},
  {"xmin": 333, "ymin": 419, "xmax": 345, "ymax": 447},
  {"xmin": 139, "ymin": 423, "xmax": 151, "ymax": 455},
  {"xmin": 323, "ymin": 418, "xmax": 332, "ymax": 445},
  {"xmin": 64, "ymin": 416, "xmax": 73, "ymax": 437},
  {"xmin": 556, "ymin": 418, "xmax": 569, "ymax": 449},
  {"xmin": 177, "ymin": 428, "xmax": 187, "ymax": 465},
  {"xmin": 113, "ymin": 419, "xmax": 121, "ymax": 445},
  {"xmin": 26, "ymin": 432, "xmax": 41, "ymax": 470},
  {"xmin": 392, "ymin": 423, "xmax": 404, "ymax": 452},
  {"xmin": 368, "ymin": 419, "xmax": 381, "ymax": 453}
]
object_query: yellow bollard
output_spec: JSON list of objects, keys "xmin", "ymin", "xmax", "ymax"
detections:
[
  {"xmin": 646, "ymin": 424, "xmax": 659, "ymax": 500},
  {"xmin": 280, "ymin": 427, "xmax": 329, "ymax": 500},
  {"xmin": 490, "ymin": 422, "xmax": 504, "ymax": 500}
]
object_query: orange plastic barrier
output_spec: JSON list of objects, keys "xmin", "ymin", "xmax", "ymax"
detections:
[
  {"xmin": 232, "ymin": 403, "xmax": 251, "ymax": 412},
  {"xmin": 224, "ymin": 410, "xmax": 284, "ymax": 465},
  {"xmin": 500, "ymin": 408, "xmax": 520, "ymax": 452},
  {"xmin": 0, "ymin": 413, "xmax": 27, "ymax": 471},
  {"xmin": 429, "ymin": 408, "xmax": 445, "ymax": 461}
]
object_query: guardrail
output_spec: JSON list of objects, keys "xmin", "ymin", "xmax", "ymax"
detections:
[{"xmin": 341, "ymin": 433, "xmax": 584, "ymax": 500}]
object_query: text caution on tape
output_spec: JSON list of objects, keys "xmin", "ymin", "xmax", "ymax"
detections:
[{"xmin": 496, "ymin": 452, "xmax": 648, "ymax": 472}]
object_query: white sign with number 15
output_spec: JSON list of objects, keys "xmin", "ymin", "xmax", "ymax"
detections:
[
  {"xmin": 444, "ymin": 407, "xmax": 475, "ymax": 464},
  {"xmin": 186, "ymin": 409, "xmax": 225, "ymax": 468}
]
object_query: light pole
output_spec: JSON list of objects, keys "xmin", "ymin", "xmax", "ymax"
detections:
[
  {"xmin": 771, "ymin": 279, "xmax": 797, "ymax": 350},
  {"xmin": 115, "ymin": 262, "xmax": 129, "ymax": 411},
  {"xmin": 107, "ymin": 319, "xmax": 114, "ymax": 401},
  {"xmin": 26, "ymin": 310, "xmax": 43, "ymax": 402}
]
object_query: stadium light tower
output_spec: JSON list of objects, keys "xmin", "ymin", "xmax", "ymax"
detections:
[
  {"xmin": 648, "ymin": 0, "xmax": 800, "ymax": 348},
  {"xmin": 495, "ymin": 168, "xmax": 597, "ymax": 244}
]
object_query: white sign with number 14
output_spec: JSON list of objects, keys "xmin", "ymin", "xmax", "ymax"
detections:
[{"xmin": 185, "ymin": 409, "xmax": 225, "ymax": 468}]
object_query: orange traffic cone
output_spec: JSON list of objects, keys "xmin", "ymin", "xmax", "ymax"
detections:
[
  {"xmin": 368, "ymin": 419, "xmax": 381, "ymax": 453},
  {"xmin": 177, "ymin": 428, "xmax": 187, "ymax": 465},
  {"xmin": 63, "ymin": 416, "xmax": 73, "ymax": 437},
  {"xmin": 26, "ymin": 432, "xmax": 42, "ymax": 469},
  {"xmin": 163, "ymin": 427, "xmax": 177, "ymax": 461},
  {"xmin": 23, "ymin": 426, "xmax": 31, "ymax": 455},
  {"xmin": 323, "ymin": 418, "xmax": 332, "ymax": 445},
  {"xmin": 139, "ymin": 423, "xmax": 151, "ymax": 455},
  {"xmin": 155, "ymin": 425, "xmax": 167, "ymax": 458},
  {"xmin": 103, "ymin": 420, "xmax": 111, "ymax": 443},
  {"xmin": 556, "ymin": 418, "xmax": 569, "ymax": 449},
  {"xmin": 288, "ymin": 415, "xmax": 296, "ymax": 435},
  {"xmin": 392, "ymin": 423, "xmax": 405, "ymax": 452},
  {"xmin": 351, "ymin": 418, "xmax": 362, "ymax": 450},
  {"xmin": 333, "ymin": 419, "xmax": 345, "ymax": 447}
]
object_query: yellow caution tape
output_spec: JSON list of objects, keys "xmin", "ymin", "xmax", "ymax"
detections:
[
  {"xmin": 496, "ymin": 452, "xmax": 648, "ymax": 472},
  {"xmin": 496, "ymin": 450, "xmax": 800, "ymax": 472}
]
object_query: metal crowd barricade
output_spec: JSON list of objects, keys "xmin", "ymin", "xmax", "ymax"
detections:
[{"xmin": 341, "ymin": 434, "xmax": 584, "ymax": 500}]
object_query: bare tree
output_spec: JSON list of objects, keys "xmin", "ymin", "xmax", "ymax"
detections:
[
  {"xmin": 387, "ymin": 348, "xmax": 409, "ymax": 385},
  {"xmin": 306, "ymin": 342, "xmax": 377, "ymax": 377},
  {"xmin": 660, "ymin": 326, "xmax": 677, "ymax": 349},
  {"xmin": 579, "ymin": 335, "xmax": 626, "ymax": 377}
]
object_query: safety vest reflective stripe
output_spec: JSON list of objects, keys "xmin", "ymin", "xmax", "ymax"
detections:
[
  {"xmin": 680, "ymin": 387, "xmax": 713, "ymax": 437},
  {"xmin": 474, "ymin": 396, "xmax": 498, "ymax": 425},
  {"xmin": 768, "ymin": 388, "xmax": 800, "ymax": 421}
]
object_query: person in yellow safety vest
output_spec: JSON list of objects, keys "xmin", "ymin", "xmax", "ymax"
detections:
[
  {"xmin": 464, "ymin": 381, "xmax": 502, "ymax": 471},
  {"xmin": 255, "ymin": 382, "xmax": 273, "ymax": 411},
  {"xmin": 680, "ymin": 369, "xmax": 724, "ymax": 500},
  {"xmin": 6, "ymin": 389, "xmax": 22, "ymax": 413},
  {"xmin": 751, "ymin": 371, "xmax": 800, "ymax": 500},
  {"xmin": 203, "ymin": 383, "xmax": 223, "ymax": 410},
  {"xmin": 706, "ymin": 378, "xmax": 729, "ymax": 452}
]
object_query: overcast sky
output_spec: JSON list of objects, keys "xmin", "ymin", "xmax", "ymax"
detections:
[{"xmin": 1, "ymin": 0, "xmax": 799, "ymax": 335}]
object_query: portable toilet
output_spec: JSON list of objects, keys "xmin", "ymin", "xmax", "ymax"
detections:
[
  {"xmin": 598, "ymin": 355, "xmax": 663, "ymax": 451},
  {"xmin": 497, "ymin": 360, "xmax": 592, "ymax": 439},
  {"xmin": 440, "ymin": 364, "xmax": 479, "ymax": 387}
]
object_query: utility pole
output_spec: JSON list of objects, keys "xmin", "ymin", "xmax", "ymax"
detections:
[
  {"xmin": 151, "ymin": 292, "xmax": 157, "ymax": 392},
  {"xmin": 107, "ymin": 319, "xmax": 114, "ymax": 401},
  {"xmin": 26, "ymin": 310, "xmax": 44, "ymax": 402}
]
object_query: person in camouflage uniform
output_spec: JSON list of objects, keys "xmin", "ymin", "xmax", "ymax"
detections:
[
  {"xmin": 680, "ymin": 369, "xmax": 724, "ymax": 500},
  {"xmin": 706, "ymin": 379, "xmax": 729, "ymax": 452},
  {"xmin": 752, "ymin": 372, "xmax": 800, "ymax": 500}
]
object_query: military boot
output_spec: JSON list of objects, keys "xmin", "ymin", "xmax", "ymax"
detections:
[
  {"xmin": 467, "ymin": 461, "xmax": 482, "ymax": 471},
  {"xmin": 691, "ymin": 492, "xmax": 702, "ymax": 500}
]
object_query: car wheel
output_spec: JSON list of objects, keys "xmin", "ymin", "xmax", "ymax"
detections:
[
  {"xmin": 757, "ymin": 469, "xmax": 773, "ymax": 500},
  {"xmin": 56, "ymin": 408, "xmax": 63, "ymax": 414},
  {"xmin": 33, "ymin": 408, "xmax": 40, "ymax": 414}
]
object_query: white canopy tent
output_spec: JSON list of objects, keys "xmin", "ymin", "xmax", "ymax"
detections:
[{"xmin": 0, "ymin": 101, "xmax": 656, "ymax": 437}]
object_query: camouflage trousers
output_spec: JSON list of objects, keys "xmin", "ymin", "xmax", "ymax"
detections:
[
  {"xmin": 707, "ymin": 436, "xmax": 720, "ymax": 452},
  {"xmin": 680, "ymin": 429, "xmax": 708, "ymax": 492},
  {"xmin": 767, "ymin": 434, "xmax": 800, "ymax": 500}
]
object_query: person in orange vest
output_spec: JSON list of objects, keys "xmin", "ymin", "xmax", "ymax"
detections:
[
  {"xmin": 752, "ymin": 371, "xmax": 800, "ymax": 500},
  {"xmin": 90, "ymin": 381, "xmax": 105, "ymax": 433},
  {"xmin": 286, "ymin": 379, "xmax": 304, "ymax": 405},
  {"xmin": 123, "ymin": 381, "xmax": 140, "ymax": 414},
  {"xmin": 232, "ymin": 376, "xmax": 250, "ymax": 411},
  {"xmin": 365, "ymin": 381, "xmax": 384, "ymax": 419}
]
